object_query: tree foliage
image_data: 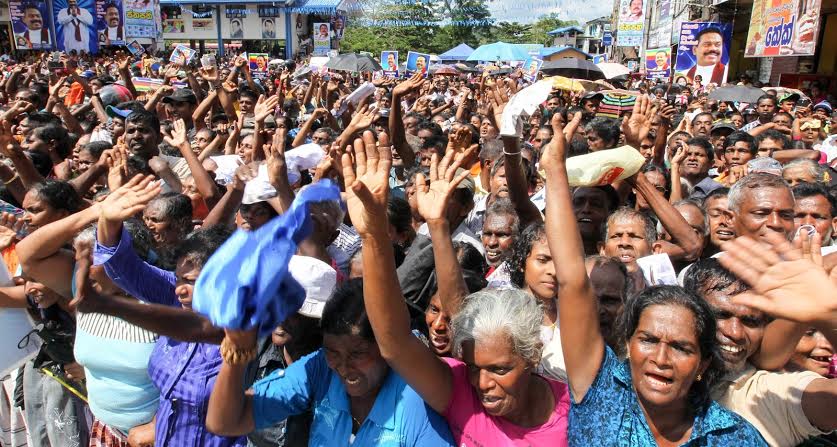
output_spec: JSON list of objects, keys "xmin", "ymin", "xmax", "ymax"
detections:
[{"xmin": 341, "ymin": 1, "xmax": 581, "ymax": 55}]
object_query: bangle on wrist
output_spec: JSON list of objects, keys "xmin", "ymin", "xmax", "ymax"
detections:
[
  {"xmin": 3, "ymin": 173, "xmax": 18, "ymax": 185},
  {"xmin": 220, "ymin": 336, "xmax": 257, "ymax": 365}
]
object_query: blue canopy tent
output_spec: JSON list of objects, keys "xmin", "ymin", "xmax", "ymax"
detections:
[
  {"xmin": 439, "ymin": 43, "xmax": 475, "ymax": 62},
  {"xmin": 466, "ymin": 41, "xmax": 530, "ymax": 62}
]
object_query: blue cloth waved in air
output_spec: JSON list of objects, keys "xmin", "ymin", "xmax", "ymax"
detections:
[{"xmin": 193, "ymin": 179, "xmax": 342, "ymax": 336}]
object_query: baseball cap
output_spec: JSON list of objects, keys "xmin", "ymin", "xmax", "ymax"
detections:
[
  {"xmin": 813, "ymin": 101, "xmax": 833, "ymax": 113},
  {"xmin": 779, "ymin": 92, "xmax": 800, "ymax": 103},
  {"xmin": 288, "ymin": 255, "xmax": 337, "ymax": 319},
  {"xmin": 710, "ymin": 121, "xmax": 737, "ymax": 134},
  {"xmin": 582, "ymin": 92, "xmax": 604, "ymax": 101},
  {"xmin": 106, "ymin": 105, "xmax": 131, "ymax": 119},
  {"xmin": 161, "ymin": 88, "xmax": 198, "ymax": 104},
  {"xmin": 98, "ymin": 83, "xmax": 133, "ymax": 107}
]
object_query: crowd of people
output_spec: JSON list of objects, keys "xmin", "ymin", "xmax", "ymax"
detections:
[{"xmin": 0, "ymin": 47, "xmax": 834, "ymax": 447}]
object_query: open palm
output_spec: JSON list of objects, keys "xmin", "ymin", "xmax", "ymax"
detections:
[
  {"xmin": 416, "ymin": 149, "xmax": 473, "ymax": 223},
  {"xmin": 100, "ymin": 174, "xmax": 162, "ymax": 222},
  {"xmin": 341, "ymin": 131, "xmax": 392, "ymax": 237}
]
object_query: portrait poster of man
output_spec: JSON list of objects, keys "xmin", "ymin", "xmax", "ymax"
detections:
[
  {"xmin": 523, "ymin": 57, "xmax": 543, "ymax": 82},
  {"xmin": 330, "ymin": 14, "xmax": 345, "ymax": 40},
  {"xmin": 96, "ymin": 0, "xmax": 124, "ymax": 46},
  {"xmin": 53, "ymin": 0, "xmax": 98, "ymax": 54},
  {"xmin": 406, "ymin": 51, "xmax": 430, "ymax": 77},
  {"xmin": 674, "ymin": 22, "xmax": 731, "ymax": 86},
  {"xmin": 229, "ymin": 18, "xmax": 243, "ymax": 39},
  {"xmin": 10, "ymin": 0, "xmax": 54, "ymax": 50},
  {"xmin": 249, "ymin": 52, "xmax": 269, "ymax": 77},
  {"xmin": 313, "ymin": 22, "xmax": 330, "ymax": 56},
  {"xmin": 381, "ymin": 50, "xmax": 398, "ymax": 76},
  {"xmin": 646, "ymin": 47, "xmax": 671, "ymax": 80},
  {"xmin": 261, "ymin": 18, "xmax": 276, "ymax": 39}
]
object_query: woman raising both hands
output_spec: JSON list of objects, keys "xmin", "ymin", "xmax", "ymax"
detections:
[
  {"xmin": 541, "ymin": 114, "xmax": 766, "ymax": 445},
  {"xmin": 343, "ymin": 129, "xmax": 571, "ymax": 445}
]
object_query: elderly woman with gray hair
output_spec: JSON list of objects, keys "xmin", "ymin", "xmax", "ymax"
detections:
[{"xmin": 341, "ymin": 131, "xmax": 570, "ymax": 445}]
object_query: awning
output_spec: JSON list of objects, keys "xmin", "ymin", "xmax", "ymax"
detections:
[{"xmin": 287, "ymin": 0, "xmax": 344, "ymax": 14}]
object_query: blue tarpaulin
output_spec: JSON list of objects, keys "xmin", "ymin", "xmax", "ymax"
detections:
[
  {"xmin": 438, "ymin": 43, "xmax": 474, "ymax": 61},
  {"xmin": 466, "ymin": 41, "xmax": 530, "ymax": 62},
  {"xmin": 193, "ymin": 179, "xmax": 342, "ymax": 336}
]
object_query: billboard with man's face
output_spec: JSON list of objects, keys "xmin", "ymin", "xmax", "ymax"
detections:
[
  {"xmin": 381, "ymin": 50, "xmax": 398, "ymax": 76},
  {"xmin": 96, "ymin": 0, "xmax": 124, "ymax": 46},
  {"xmin": 10, "ymin": 0, "xmax": 54, "ymax": 50},
  {"xmin": 406, "ymin": 51, "xmax": 430, "ymax": 77},
  {"xmin": 674, "ymin": 22, "xmax": 731, "ymax": 86}
]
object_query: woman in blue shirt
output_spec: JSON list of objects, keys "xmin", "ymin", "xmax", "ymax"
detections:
[
  {"xmin": 540, "ymin": 115, "xmax": 767, "ymax": 446},
  {"xmin": 206, "ymin": 279, "xmax": 454, "ymax": 446}
]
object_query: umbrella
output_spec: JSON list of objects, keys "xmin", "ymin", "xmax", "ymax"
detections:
[
  {"xmin": 598, "ymin": 89, "xmax": 638, "ymax": 118},
  {"xmin": 708, "ymin": 85, "xmax": 765, "ymax": 103},
  {"xmin": 429, "ymin": 64, "xmax": 459, "ymax": 76},
  {"xmin": 467, "ymin": 41, "xmax": 530, "ymax": 62},
  {"xmin": 268, "ymin": 59, "xmax": 284, "ymax": 66},
  {"xmin": 596, "ymin": 62, "xmax": 631, "ymax": 79},
  {"xmin": 325, "ymin": 53, "xmax": 382, "ymax": 73},
  {"xmin": 540, "ymin": 58, "xmax": 605, "ymax": 80},
  {"xmin": 546, "ymin": 76, "xmax": 589, "ymax": 93}
]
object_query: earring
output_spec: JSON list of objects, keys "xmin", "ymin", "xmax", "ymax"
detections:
[{"xmin": 696, "ymin": 374, "xmax": 702, "ymax": 382}]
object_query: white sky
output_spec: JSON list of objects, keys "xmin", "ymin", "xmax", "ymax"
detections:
[{"xmin": 485, "ymin": 0, "xmax": 611, "ymax": 24}]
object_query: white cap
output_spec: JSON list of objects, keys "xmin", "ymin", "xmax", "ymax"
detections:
[{"xmin": 288, "ymin": 255, "xmax": 337, "ymax": 318}]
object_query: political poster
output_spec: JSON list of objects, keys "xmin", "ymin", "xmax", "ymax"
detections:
[
  {"xmin": 96, "ymin": 0, "xmax": 124, "ymax": 46},
  {"xmin": 53, "ymin": 0, "xmax": 98, "ymax": 54},
  {"xmin": 745, "ymin": 0, "xmax": 821, "ymax": 57},
  {"xmin": 10, "ymin": 0, "xmax": 54, "ymax": 50},
  {"xmin": 522, "ymin": 57, "xmax": 543, "ymax": 82},
  {"xmin": 261, "ymin": 18, "xmax": 277, "ymax": 39},
  {"xmin": 381, "ymin": 50, "xmax": 398, "ymax": 76},
  {"xmin": 169, "ymin": 43, "xmax": 195, "ymax": 65},
  {"xmin": 330, "ymin": 14, "xmax": 346, "ymax": 40},
  {"xmin": 124, "ymin": 0, "xmax": 155, "ymax": 38},
  {"xmin": 126, "ymin": 39, "xmax": 144, "ymax": 56},
  {"xmin": 674, "ymin": 22, "xmax": 731, "ymax": 86},
  {"xmin": 617, "ymin": 0, "xmax": 646, "ymax": 47},
  {"xmin": 313, "ymin": 22, "xmax": 330, "ymax": 56},
  {"xmin": 249, "ymin": 52, "xmax": 269, "ymax": 77},
  {"xmin": 406, "ymin": 51, "xmax": 430, "ymax": 77},
  {"xmin": 646, "ymin": 47, "xmax": 671, "ymax": 80},
  {"xmin": 192, "ymin": 18, "xmax": 213, "ymax": 31},
  {"xmin": 591, "ymin": 54, "xmax": 608, "ymax": 64}
]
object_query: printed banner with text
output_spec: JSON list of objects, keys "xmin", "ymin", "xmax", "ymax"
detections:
[
  {"xmin": 617, "ymin": 0, "xmax": 646, "ymax": 47},
  {"xmin": 124, "ymin": 0, "xmax": 155, "ymax": 38},
  {"xmin": 745, "ymin": 0, "xmax": 821, "ymax": 57}
]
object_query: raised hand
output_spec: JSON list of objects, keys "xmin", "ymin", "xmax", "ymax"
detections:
[
  {"xmin": 719, "ymin": 232, "xmax": 837, "ymax": 324},
  {"xmin": 199, "ymin": 66, "xmax": 219, "ymax": 83},
  {"xmin": 105, "ymin": 145, "xmax": 129, "ymax": 190},
  {"xmin": 70, "ymin": 245, "xmax": 103, "ymax": 312},
  {"xmin": 490, "ymin": 80, "xmax": 511, "ymax": 128},
  {"xmin": 670, "ymin": 141, "xmax": 687, "ymax": 168},
  {"xmin": 415, "ymin": 145, "xmax": 474, "ymax": 223},
  {"xmin": 446, "ymin": 125, "xmax": 472, "ymax": 154},
  {"xmin": 340, "ymin": 130, "xmax": 392, "ymax": 237},
  {"xmin": 622, "ymin": 95, "xmax": 656, "ymax": 149},
  {"xmin": 393, "ymin": 72, "xmax": 424, "ymax": 97},
  {"xmin": 540, "ymin": 113, "xmax": 567, "ymax": 173},
  {"xmin": 100, "ymin": 174, "xmax": 162, "ymax": 223},
  {"xmin": 163, "ymin": 118, "xmax": 189, "ymax": 148},
  {"xmin": 349, "ymin": 104, "xmax": 378, "ymax": 130},
  {"xmin": 49, "ymin": 76, "xmax": 68, "ymax": 99},
  {"xmin": 0, "ymin": 212, "xmax": 23, "ymax": 250},
  {"xmin": 266, "ymin": 128, "xmax": 288, "ymax": 186},
  {"xmin": 25, "ymin": 280, "xmax": 63, "ymax": 309},
  {"xmin": 254, "ymin": 94, "xmax": 280, "ymax": 123}
]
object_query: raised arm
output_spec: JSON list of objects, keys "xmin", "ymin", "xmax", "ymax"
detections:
[
  {"xmin": 389, "ymin": 73, "xmax": 422, "ymax": 168},
  {"xmin": 542, "ymin": 118, "xmax": 604, "ymax": 402},
  {"xmin": 630, "ymin": 173, "xmax": 703, "ymax": 261},
  {"xmin": 165, "ymin": 119, "xmax": 221, "ymax": 207},
  {"xmin": 342, "ymin": 130, "xmax": 453, "ymax": 414},
  {"xmin": 418, "ymin": 132, "xmax": 475, "ymax": 318}
]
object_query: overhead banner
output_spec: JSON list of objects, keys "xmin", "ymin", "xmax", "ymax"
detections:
[
  {"xmin": 646, "ymin": 47, "xmax": 671, "ymax": 80},
  {"xmin": 124, "ymin": 0, "xmax": 155, "ymax": 37},
  {"xmin": 617, "ymin": 0, "xmax": 646, "ymax": 47},
  {"xmin": 674, "ymin": 22, "xmax": 731, "ymax": 86},
  {"xmin": 10, "ymin": 0, "xmax": 54, "ymax": 49},
  {"xmin": 53, "ymin": 0, "xmax": 98, "ymax": 54},
  {"xmin": 745, "ymin": 0, "xmax": 821, "ymax": 57},
  {"xmin": 96, "ymin": 0, "xmax": 124, "ymax": 46}
]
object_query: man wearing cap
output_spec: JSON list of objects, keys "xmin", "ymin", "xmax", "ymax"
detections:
[
  {"xmin": 778, "ymin": 93, "xmax": 800, "ymax": 113},
  {"xmin": 813, "ymin": 101, "xmax": 832, "ymax": 122},
  {"xmin": 709, "ymin": 121, "xmax": 736, "ymax": 150},
  {"xmin": 162, "ymin": 88, "xmax": 198, "ymax": 141},
  {"xmin": 581, "ymin": 92, "xmax": 602, "ymax": 123}
]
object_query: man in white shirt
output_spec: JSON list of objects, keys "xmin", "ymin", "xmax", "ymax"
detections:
[
  {"xmin": 57, "ymin": 0, "xmax": 93, "ymax": 53},
  {"xmin": 685, "ymin": 27, "xmax": 727, "ymax": 85}
]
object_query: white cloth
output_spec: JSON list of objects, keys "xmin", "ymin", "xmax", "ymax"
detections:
[
  {"xmin": 285, "ymin": 143, "xmax": 325, "ymax": 184},
  {"xmin": 417, "ymin": 221, "xmax": 485, "ymax": 256},
  {"xmin": 57, "ymin": 7, "xmax": 93, "ymax": 53}
]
